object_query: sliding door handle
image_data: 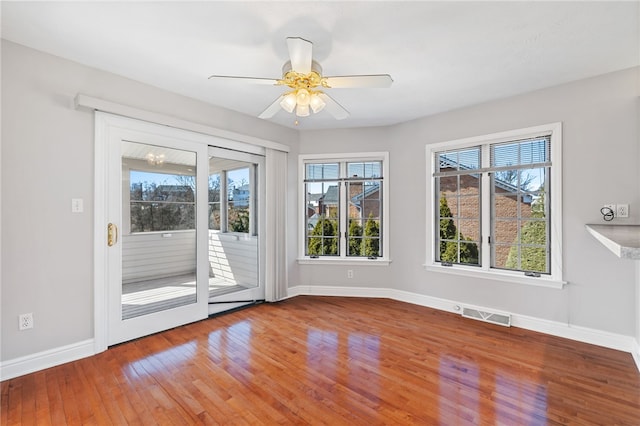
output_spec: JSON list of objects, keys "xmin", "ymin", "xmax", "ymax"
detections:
[{"xmin": 107, "ymin": 223, "xmax": 118, "ymax": 247}]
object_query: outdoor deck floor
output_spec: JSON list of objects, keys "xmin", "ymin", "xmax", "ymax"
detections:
[{"xmin": 122, "ymin": 274, "xmax": 248, "ymax": 319}]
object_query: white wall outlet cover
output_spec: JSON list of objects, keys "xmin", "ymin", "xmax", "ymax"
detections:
[
  {"xmin": 19, "ymin": 313, "xmax": 34, "ymax": 330},
  {"xmin": 71, "ymin": 198, "xmax": 84, "ymax": 213},
  {"xmin": 617, "ymin": 204, "xmax": 629, "ymax": 218}
]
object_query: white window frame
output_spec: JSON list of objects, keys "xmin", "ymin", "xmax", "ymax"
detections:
[
  {"xmin": 426, "ymin": 123, "xmax": 565, "ymax": 288},
  {"xmin": 298, "ymin": 152, "xmax": 390, "ymax": 266}
]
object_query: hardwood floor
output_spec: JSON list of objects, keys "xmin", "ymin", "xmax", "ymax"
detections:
[{"xmin": 3, "ymin": 296, "xmax": 640, "ymax": 425}]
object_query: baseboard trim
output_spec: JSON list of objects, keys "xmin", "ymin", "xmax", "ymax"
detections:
[
  {"xmin": 632, "ymin": 340, "xmax": 640, "ymax": 372},
  {"xmin": 288, "ymin": 285, "xmax": 639, "ymax": 368},
  {"xmin": 287, "ymin": 285, "xmax": 393, "ymax": 299},
  {"xmin": 1, "ymin": 339, "xmax": 95, "ymax": 381}
]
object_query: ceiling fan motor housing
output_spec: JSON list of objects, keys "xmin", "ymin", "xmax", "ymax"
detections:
[{"xmin": 280, "ymin": 60, "xmax": 326, "ymax": 90}]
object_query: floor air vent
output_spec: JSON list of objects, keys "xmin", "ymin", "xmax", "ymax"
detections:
[{"xmin": 461, "ymin": 306, "xmax": 511, "ymax": 327}]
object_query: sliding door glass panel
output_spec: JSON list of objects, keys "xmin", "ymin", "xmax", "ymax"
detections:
[
  {"xmin": 208, "ymin": 155, "xmax": 259, "ymax": 296},
  {"xmin": 208, "ymin": 173, "xmax": 221, "ymax": 230},
  {"xmin": 121, "ymin": 141, "xmax": 197, "ymax": 319},
  {"xmin": 227, "ymin": 167, "xmax": 252, "ymax": 233}
]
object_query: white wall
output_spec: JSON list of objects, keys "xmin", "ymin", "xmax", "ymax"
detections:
[
  {"xmin": 298, "ymin": 66, "xmax": 640, "ymax": 337},
  {"xmin": 0, "ymin": 40, "xmax": 299, "ymax": 362}
]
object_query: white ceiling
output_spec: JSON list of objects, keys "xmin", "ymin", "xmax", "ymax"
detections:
[{"xmin": 2, "ymin": 1, "xmax": 639, "ymax": 130}]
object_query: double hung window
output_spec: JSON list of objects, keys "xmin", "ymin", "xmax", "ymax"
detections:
[
  {"xmin": 299, "ymin": 153, "xmax": 389, "ymax": 263},
  {"xmin": 430, "ymin": 123, "xmax": 563, "ymax": 285}
]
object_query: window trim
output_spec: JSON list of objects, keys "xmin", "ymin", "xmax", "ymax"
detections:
[
  {"xmin": 298, "ymin": 152, "xmax": 390, "ymax": 265},
  {"xmin": 426, "ymin": 123, "xmax": 565, "ymax": 288}
]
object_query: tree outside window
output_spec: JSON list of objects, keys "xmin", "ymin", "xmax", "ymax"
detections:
[{"xmin": 130, "ymin": 174, "xmax": 195, "ymax": 233}]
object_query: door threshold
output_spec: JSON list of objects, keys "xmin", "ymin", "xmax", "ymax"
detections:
[{"xmin": 208, "ymin": 300, "xmax": 263, "ymax": 317}]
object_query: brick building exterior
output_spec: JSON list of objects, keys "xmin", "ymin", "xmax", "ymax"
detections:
[
  {"xmin": 309, "ymin": 181, "xmax": 382, "ymax": 229},
  {"xmin": 439, "ymin": 173, "xmax": 534, "ymax": 267}
]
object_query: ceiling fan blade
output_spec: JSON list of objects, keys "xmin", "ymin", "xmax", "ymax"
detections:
[
  {"xmin": 258, "ymin": 95, "xmax": 285, "ymax": 119},
  {"xmin": 323, "ymin": 74, "xmax": 393, "ymax": 89},
  {"xmin": 318, "ymin": 93, "xmax": 349, "ymax": 120},
  {"xmin": 208, "ymin": 75, "xmax": 278, "ymax": 85},
  {"xmin": 286, "ymin": 37, "xmax": 313, "ymax": 74}
]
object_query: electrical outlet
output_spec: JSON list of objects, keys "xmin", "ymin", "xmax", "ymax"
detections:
[
  {"xmin": 617, "ymin": 204, "xmax": 629, "ymax": 218},
  {"xmin": 71, "ymin": 198, "xmax": 84, "ymax": 213},
  {"xmin": 19, "ymin": 313, "xmax": 33, "ymax": 330},
  {"xmin": 347, "ymin": 270, "xmax": 354, "ymax": 279}
]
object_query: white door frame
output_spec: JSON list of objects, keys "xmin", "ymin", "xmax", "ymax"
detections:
[{"xmin": 94, "ymin": 112, "xmax": 267, "ymax": 352}]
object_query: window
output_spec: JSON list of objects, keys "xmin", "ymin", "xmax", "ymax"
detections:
[
  {"xmin": 429, "ymin": 123, "xmax": 563, "ymax": 286},
  {"xmin": 299, "ymin": 152, "xmax": 389, "ymax": 263}
]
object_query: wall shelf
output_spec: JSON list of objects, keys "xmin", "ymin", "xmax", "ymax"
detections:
[{"xmin": 585, "ymin": 224, "xmax": 640, "ymax": 259}]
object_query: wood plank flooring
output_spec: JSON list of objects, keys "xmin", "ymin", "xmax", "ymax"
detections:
[{"xmin": 3, "ymin": 296, "xmax": 640, "ymax": 425}]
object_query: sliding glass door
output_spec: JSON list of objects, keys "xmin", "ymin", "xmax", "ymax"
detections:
[
  {"xmin": 99, "ymin": 111, "xmax": 270, "ymax": 345},
  {"xmin": 107, "ymin": 134, "xmax": 209, "ymax": 345},
  {"xmin": 207, "ymin": 147, "xmax": 265, "ymax": 314},
  {"xmin": 121, "ymin": 141, "xmax": 200, "ymax": 319}
]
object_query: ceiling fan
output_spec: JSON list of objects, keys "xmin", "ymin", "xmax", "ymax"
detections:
[{"xmin": 208, "ymin": 37, "xmax": 393, "ymax": 121}]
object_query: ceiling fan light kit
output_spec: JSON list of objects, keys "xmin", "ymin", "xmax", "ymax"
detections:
[
  {"xmin": 278, "ymin": 88, "xmax": 326, "ymax": 117},
  {"xmin": 209, "ymin": 37, "xmax": 393, "ymax": 121}
]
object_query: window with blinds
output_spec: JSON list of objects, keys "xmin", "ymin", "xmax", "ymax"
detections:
[
  {"xmin": 490, "ymin": 136, "xmax": 551, "ymax": 274},
  {"xmin": 430, "ymin": 123, "xmax": 562, "ymax": 283}
]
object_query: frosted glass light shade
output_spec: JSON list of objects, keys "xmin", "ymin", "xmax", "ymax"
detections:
[
  {"xmin": 296, "ymin": 104, "xmax": 310, "ymax": 117},
  {"xmin": 309, "ymin": 94, "xmax": 326, "ymax": 113},
  {"xmin": 280, "ymin": 93, "xmax": 297, "ymax": 113},
  {"xmin": 295, "ymin": 89, "xmax": 311, "ymax": 106}
]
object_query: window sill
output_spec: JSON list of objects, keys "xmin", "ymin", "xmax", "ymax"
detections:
[
  {"xmin": 424, "ymin": 263, "xmax": 566, "ymax": 289},
  {"xmin": 298, "ymin": 257, "xmax": 391, "ymax": 266}
]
